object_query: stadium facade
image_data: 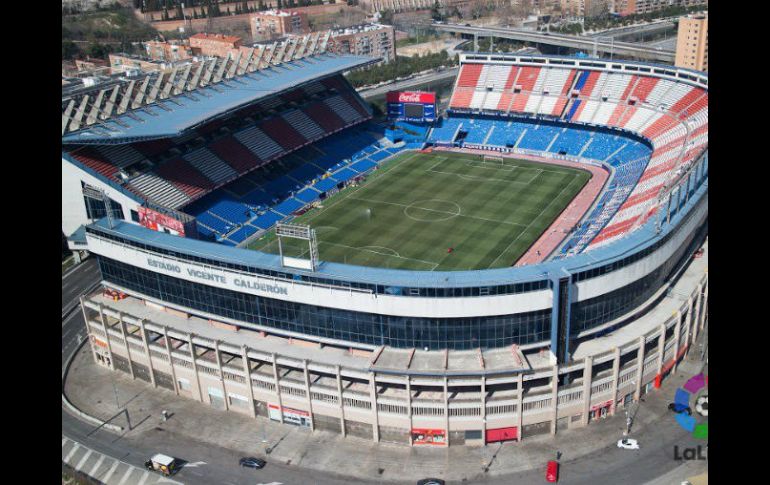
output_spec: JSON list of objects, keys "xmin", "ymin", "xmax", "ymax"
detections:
[{"xmin": 65, "ymin": 51, "xmax": 708, "ymax": 446}]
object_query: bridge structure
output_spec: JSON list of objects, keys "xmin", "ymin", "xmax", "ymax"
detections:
[{"xmin": 432, "ymin": 23, "xmax": 675, "ymax": 63}]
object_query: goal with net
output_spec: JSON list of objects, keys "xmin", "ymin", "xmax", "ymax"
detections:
[{"xmin": 482, "ymin": 154, "xmax": 505, "ymax": 165}]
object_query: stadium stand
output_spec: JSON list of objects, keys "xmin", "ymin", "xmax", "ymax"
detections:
[{"xmin": 434, "ymin": 59, "xmax": 707, "ymax": 255}]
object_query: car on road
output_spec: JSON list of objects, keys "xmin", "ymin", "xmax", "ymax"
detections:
[
  {"xmin": 546, "ymin": 460, "xmax": 559, "ymax": 482},
  {"xmin": 417, "ymin": 479, "xmax": 445, "ymax": 485},
  {"xmin": 239, "ymin": 457, "xmax": 266, "ymax": 469},
  {"xmin": 144, "ymin": 454, "xmax": 180, "ymax": 476},
  {"xmin": 617, "ymin": 438, "xmax": 640, "ymax": 450}
]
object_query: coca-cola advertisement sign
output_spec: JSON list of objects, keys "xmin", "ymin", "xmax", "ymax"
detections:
[{"xmin": 386, "ymin": 91, "xmax": 436, "ymax": 104}]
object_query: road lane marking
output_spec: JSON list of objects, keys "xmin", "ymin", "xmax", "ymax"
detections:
[
  {"xmin": 62, "ymin": 437, "xmax": 68, "ymax": 447},
  {"xmin": 88, "ymin": 454, "xmax": 106, "ymax": 477},
  {"xmin": 64, "ymin": 442, "xmax": 80, "ymax": 462},
  {"xmin": 75, "ymin": 449, "xmax": 93, "ymax": 471},
  {"xmin": 116, "ymin": 466, "xmax": 134, "ymax": 485},
  {"xmin": 102, "ymin": 460, "xmax": 120, "ymax": 483},
  {"xmin": 135, "ymin": 471, "xmax": 150, "ymax": 485}
]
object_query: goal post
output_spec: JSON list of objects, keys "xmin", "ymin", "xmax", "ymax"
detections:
[{"xmin": 482, "ymin": 154, "xmax": 505, "ymax": 165}]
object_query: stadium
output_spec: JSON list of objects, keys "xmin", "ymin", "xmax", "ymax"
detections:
[{"xmin": 62, "ymin": 40, "xmax": 708, "ymax": 447}]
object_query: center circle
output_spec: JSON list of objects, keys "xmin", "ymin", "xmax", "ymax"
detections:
[{"xmin": 403, "ymin": 199, "xmax": 461, "ymax": 222}]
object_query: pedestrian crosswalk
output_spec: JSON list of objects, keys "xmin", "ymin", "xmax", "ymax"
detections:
[{"xmin": 62, "ymin": 436, "xmax": 184, "ymax": 485}]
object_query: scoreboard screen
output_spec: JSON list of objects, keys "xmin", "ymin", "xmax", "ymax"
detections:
[
  {"xmin": 386, "ymin": 91, "xmax": 436, "ymax": 123},
  {"xmin": 404, "ymin": 103, "xmax": 425, "ymax": 119}
]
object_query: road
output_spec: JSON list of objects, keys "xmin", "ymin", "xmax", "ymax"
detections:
[
  {"xmin": 359, "ymin": 68, "xmax": 459, "ymax": 99},
  {"xmin": 62, "ymin": 258, "xmax": 705, "ymax": 484},
  {"xmin": 432, "ymin": 23, "xmax": 675, "ymax": 62}
]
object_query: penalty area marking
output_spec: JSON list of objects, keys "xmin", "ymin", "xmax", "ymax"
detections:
[{"xmin": 321, "ymin": 241, "xmax": 439, "ymax": 270}]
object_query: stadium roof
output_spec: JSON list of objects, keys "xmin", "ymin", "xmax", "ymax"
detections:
[{"xmin": 62, "ymin": 54, "xmax": 376, "ymax": 145}]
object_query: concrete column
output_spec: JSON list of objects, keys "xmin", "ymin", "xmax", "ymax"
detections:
[
  {"xmin": 81, "ymin": 298, "xmax": 99, "ymax": 365},
  {"xmin": 163, "ymin": 326, "xmax": 179, "ymax": 396},
  {"xmin": 302, "ymin": 360, "xmax": 315, "ymax": 431},
  {"xmin": 634, "ymin": 336, "xmax": 645, "ymax": 401},
  {"xmin": 407, "ymin": 376, "xmax": 414, "ymax": 445},
  {"xmin": 240, "ymin": 346, "xmax": 256, "ymax": 418},
  {"xmin": 699, "ymin": 282, "xmax": 709, "ymax": 331},
  {"xmin": 682, "ymin": 298, "xmax": 693, "ymax": 356},
  {"xmin": 335, "ymin": 365, "xmax": 346, "ymax": 436},
  {"xmin": 138, "ymin": 319, "xmax": 156, "ymax": 388},
  {"xmin": 369, "ymin": 373, "xmax": 380, "ymax": 443},
  {"xmin": 443, "ymin": 377, "xmax": 450, "ymax": 445},
  {"xmin": 187, "ymin": 333, "xmax": 204, "ymax": 403},
  {"xmin": 117, "ymin": 313, "xmax": 134, "ymax": 379},
  {"xmin": 480, "ymin": 376, "xmax": 486, "ymax": 445},
  {"xmin": 692, "ymin": 284, "xmax": 703, "ymax": 345},
  {"xmin": 672, "ymin": 311, "xmax": 682, "ymax": 374},
  {"xmin": 271, "ymin": 353, "xmax": 284, "ymax": 419},
  {"xmin": 581, "ymin": 356, "xmax": 593, "ymax": 426},
  {"xmin": 610, "ymin": 347, "xmax": 620, "ymax": 415},
  {"xmin": 550, "ymin": 364, "xmax": 559, "ymax": 436},
  {"xmin": 214, "ymin": 341, "xmax": 228, "ymax": 411},
  {"xmin": 516, "ymin": 373, "xmax": 524, "ymax": 442},
  {"xmin": 98, "ymin": 304, "xmax": 115, "ymax": 371},
  {"xmin": 656, "ymin": 324, "xmax": 666, "ymax": 376}
]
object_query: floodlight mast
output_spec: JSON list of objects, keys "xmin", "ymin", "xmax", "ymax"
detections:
[{"xmin": 275, "ymin": 223, "xmax": 319, "ymax": 271}]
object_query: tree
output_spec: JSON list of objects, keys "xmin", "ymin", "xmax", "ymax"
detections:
[
  {"xmin": 87, "ymin": 42, "xmax": 112, "ymax": 59},
  {"xmin": 430, "ymin": 1, "xmax": 442, "ymax": 21},
  {"xmin": 62, "ymin": 40, "xmax": 80, "ymax": 60}
]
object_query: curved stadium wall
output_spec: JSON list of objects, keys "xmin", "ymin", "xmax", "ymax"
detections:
[
  {"xmin": 78, "ymin": 55, "xmax": 708, "ymax": 446},
  {"xmin": 84, "ymin": 55, "xmax": 708, "ymax": 356}
]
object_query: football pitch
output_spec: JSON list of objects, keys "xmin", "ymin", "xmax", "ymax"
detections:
[{"xmin": 248, "ymin": 151, "xmax": 590, "ymax": 271}]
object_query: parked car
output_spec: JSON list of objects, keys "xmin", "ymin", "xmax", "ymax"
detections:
[
  {"xmin": 239, "ymin": 457, "xmax": 266, "ymax": 469},
  {"xmin": 546, "ymin": 460, "xmax": 559, "ymax": 482},
  {"xmin": 617, "ymin": 438, "xmax": 640, "ymax": 450},
  {"xmin": 417, "ymin": 479, "xmax": 445, "ymax": 485}
]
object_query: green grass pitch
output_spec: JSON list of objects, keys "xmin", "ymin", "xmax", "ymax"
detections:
[{"xmin": 247, "ymin": 151, "xmax": 590, "ymax": 271}]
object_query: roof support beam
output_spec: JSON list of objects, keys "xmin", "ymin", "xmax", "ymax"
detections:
[
  {"xmin": 131, "ymin": 75, "xmax": 151, "ymax": 109},
  {"xmin": 62, "ymin": 99, "xmax": 75, "ymax": 135},
  {"xmin": 160, "ymin": 67, "xmax": 178, "ymax": 100},
  {"xmin": 146, "ymin": 74, "xmax": 164, "ymax": 105},
  {"xmin": 69, "ymin": 95, "xmax": 90, "ymax": 132},
  {"xmin": 101, "ymin": 85, "xmax": 120, "ymax": 120},
  {"xmin": 85, "ymin": 88, "xmax": 107, "ymax": 125}
]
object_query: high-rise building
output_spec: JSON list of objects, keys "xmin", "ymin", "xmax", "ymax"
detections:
[{"xmin": 675, "ymin": 12, "xmax": 707, "ymax": 71}]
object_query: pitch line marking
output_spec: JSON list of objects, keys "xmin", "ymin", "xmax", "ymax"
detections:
[
  {"xmin": 403, "ymin": 199, "xmax": 462, "ymax": 222},
  {"xmin": 358, "ymin": 246, "xmax": 401, "ymax": 257},
  {"xmin": 349, "ymin": 196, "xmax": 527, "ymax": 228},
  {"xmin": 321, "ymin": 241, "xmax": 439, "ymax": 270},
  {"xmin": 487, "ymin": 173, "xmax": 584, "ymax": 269}
]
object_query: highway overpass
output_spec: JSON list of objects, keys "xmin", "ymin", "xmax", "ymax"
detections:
[{"xmin": 432, "ymin": 23, "xmax": 675, "ymax": 63}]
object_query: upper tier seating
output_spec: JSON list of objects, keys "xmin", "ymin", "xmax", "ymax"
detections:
[
  {"xmin": 65, "ymin": 74, "xmax": 372, "ymax": 213},
  {"xmin": 434, "ymin": 62, "xmax": 707, "ymax": 254}
]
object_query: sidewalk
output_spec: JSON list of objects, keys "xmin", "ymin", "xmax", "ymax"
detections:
[{"xmin": 65, "ymin": 335, "xmax": 708, "ymax": 483}]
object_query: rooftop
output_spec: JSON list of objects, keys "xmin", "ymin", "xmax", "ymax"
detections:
[{"xmin": 61, "ymin": 54, "xmax": 375, "ymax": 145}]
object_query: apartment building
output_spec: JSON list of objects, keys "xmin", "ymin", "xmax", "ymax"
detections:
[{"xmin": 675, "ymin": 12, "xmax": 707, "ymax": 71}]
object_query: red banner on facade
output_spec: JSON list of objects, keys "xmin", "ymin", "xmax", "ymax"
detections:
[
  {"xmin": 411, "ymin": 428, "xmax": 446, "ymax": 445},
  {"xmin": 139, "ymin": 206, "xmax": 186, "ymax": 236},
  {"xmin": 386, "ymin": 91, "xmax": 436, "ymax": 104}
]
